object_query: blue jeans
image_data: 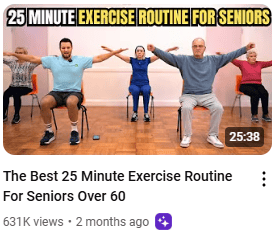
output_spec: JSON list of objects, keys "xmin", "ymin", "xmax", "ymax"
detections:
[{"xmin": 129, "ymin": 84, "xmax": 151, "ymax": 113}]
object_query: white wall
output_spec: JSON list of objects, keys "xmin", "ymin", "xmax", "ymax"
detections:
[
  {"xmin": 47, "ymin": 24, "xmax": 205, "ymax": 107},
  {"xmin": 3, "ymin": 4, "xmax": 272, "ymax": 107}
]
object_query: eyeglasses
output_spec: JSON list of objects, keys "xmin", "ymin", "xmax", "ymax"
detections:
[{"xmin": 192, "ymin": 45, "xmax": 205, "ymax": 49}]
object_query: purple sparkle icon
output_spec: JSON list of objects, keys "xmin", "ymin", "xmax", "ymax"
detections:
[{"xmin": 155, "ymin": 213, "xmax": 172, "ymax": 230}]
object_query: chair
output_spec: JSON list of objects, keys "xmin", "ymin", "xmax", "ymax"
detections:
[
  {"xmin": 126, "ymin": 75, "xmax": 155, "ymax": 119},
  {"xmin": 28, "ymin": 74, "xmax": 41, "ymax": 118},
  {"xmin": 231, "ymin": 75, "xmax": 244, "ymax": 118},
  {"xmin": 177, "ymin": 80, "xmax": 208, "ymax": 140},
  {"xmin": 51, "ymin": 82, "xmax": 89, "ymax": 139}
]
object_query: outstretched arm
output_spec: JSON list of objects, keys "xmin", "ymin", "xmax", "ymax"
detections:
[
  {"xmin": 147, "ymin": 44, "xmax": 180, "ymax": 68},
  {"xmin": 215, "ymin": 42, "xmax": 255, "ymax": 69},
  {"xmin": 150, "ymin": 46, "xmax": 179, "ymax": 63},
  {"xmin": 3, "ymin": 52, "xmax": 42, "ymax": 64},
  {"xmin": 101, "ymin": 46, "xmax": 130, "ymax": 63}
]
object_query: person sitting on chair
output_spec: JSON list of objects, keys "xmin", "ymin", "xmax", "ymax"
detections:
[
  {"xmin": 102, "ymin": 45, "xmax": 178, "ymax": 122},
  {"xmin": 3, "ymin": 47, "xmax": 40, "ymax": 124},
  {"xmin": 147, "ymin": 38, "xmax": 255, "ymax": 148},
  {"xmin": 228, "ymin": 49, "xmax": 271, "ymax": 122},
  {"xmin": 4, "ymin": 38, "xmax": 127, "ymax": 145}
]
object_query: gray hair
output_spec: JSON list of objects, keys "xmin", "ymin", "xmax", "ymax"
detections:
[
  {"xmin": 15, "ymin": 47, "xmax": 28, "ymax": 55},
  {"xmin": 192, "ymin": 37, "xmax": 206, "ymax": 46},
  {"xmin": 246, "ymin": 49, "xmax": 257, "ymax": 58}
]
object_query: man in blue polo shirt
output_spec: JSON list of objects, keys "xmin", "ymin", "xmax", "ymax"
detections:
[{"xmin": 5, "ymin": 38, "xmax": 127, "ymax": 145}]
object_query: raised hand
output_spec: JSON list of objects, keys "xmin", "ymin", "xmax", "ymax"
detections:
[
  {"xmin": 101, "ymin": 46, "xmax": 113, "ymax": 52},
  {"xmin": 246, "ymin": 42, "xmax": 255, "ymax": 51},
  {"xmin": 147, "ymin": 44, "xmax": 155, "ymax": 52}
]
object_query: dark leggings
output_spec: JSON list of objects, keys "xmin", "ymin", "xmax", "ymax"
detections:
[
  {"xmin": 239, "ymin": 84, "xmax": 269, "ymax": 116},
  {"xmin": 3, "ymin": 86, "xmax": 32, "ymax": 116}
]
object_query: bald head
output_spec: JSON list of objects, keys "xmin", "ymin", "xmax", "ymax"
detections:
[
  {"xmin": 192, "ymin": 38, "xmax": 206, "ymax": 46},
  {"xmin": 192, "ymin": 38, "xmax": 206, "ymax": 59}
]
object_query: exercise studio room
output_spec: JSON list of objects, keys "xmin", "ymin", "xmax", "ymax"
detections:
[{"xmin": 3, "ymin": 4, "xmax": 272, "ymax": 155}]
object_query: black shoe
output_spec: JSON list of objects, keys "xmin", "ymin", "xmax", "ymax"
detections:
[
  {"xmin": 251, "ymin": 116, "xmax": 259, "ymax": 122},
  {"xmin": 70, "ymin": 130, "xmax": 80, "ymax": 145},
  {"xmin": 144, "ymin": 113, "xmax": 151, "ymax": 122},
  {"xmin": 12, "ymin": 114, "xmax": 20, "ymax": 124},
  {"xmin": 40, "ymin": 131, "xmax": 55, "ymax": 145},
  {"xmin": 131, "ymin": 112, "xmax": 138, "ymax": 122},
  {"xmin": 262, "ymin": 115, "xmax": 272, "ymax": 122}
]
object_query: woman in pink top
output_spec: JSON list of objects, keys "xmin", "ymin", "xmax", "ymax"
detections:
[{"xmin": 231, "ymin": 49, "xmax": 272, "ymax": 122}]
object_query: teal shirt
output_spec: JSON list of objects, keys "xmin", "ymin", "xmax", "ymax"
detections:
[
  {"xmin": 153, "ymin": 47, "xmax": 247, "ymax": 94},
  {"xmin": 41, "ymin": 55, "xmax": 93, "ymax": 92}
]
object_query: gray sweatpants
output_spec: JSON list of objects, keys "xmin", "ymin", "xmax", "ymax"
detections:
[{"xmin": 179, "ymin": 93, "xmax": 224, "ymax": 137}]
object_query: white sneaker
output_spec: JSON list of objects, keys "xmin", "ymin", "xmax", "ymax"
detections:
[
  {"xmin": 180, "ymin": 136, "xmax": 191, "ymax": 148},
  {"xmin": 207, "ymin": 135, "xmax": 224, "ymax": 148}
]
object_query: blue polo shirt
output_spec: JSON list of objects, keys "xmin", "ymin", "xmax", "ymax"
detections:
[
  {"xmin": 41, "ymin": 55, "xmax": 93, "ymax": 92},
  {"xmin": 130, "ymin": 57, "xmax": 150, "ymax": 86}
]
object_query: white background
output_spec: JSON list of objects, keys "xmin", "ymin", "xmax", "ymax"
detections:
[{"xmin": 1, "ymin": 1, "xmax": 273, "ymax": 233}]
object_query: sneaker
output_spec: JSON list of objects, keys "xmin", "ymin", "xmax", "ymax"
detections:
[
  {"xmin": 207, "ymin": 135, "xmax": 224, "ymax": 148},
  {"xmin": 251, "ymin": 116, "xmax": 259, "ymax": 122},
  {"xmin": 40, "ymin": 131, "xmax": 55, "ymax": 145},
  {"xmin": 11, "ymin": 114, "xmax": 20, "ymax": 124},
  {"xmin": 131, "ymin": 112, "xmax": 138, "ymax": 122},
  {"xmin": 70, "ymin": 130, "xmax": 80, "ymax": 145},
  {"xmin": 144, "ymin": 113, "xmax": 150, "ymax": 122},
  {"xmin": 180, "ymin": 136, "xmax": 191, "ymax": 148},
  {"xmin": 262, "ymin": 115, "xmax": 272, "ymax": 122}
]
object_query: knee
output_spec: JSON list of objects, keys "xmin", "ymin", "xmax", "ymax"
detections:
[
  {"xmin": 66, "ymin": 96, "xmax": 78, "ymax": 108},
  {"xmin": 129, "ymin": 87, "xmax": 140, "ymax": 96},
  {"xmin": 263, "ymin": 89, "xmax": 269, "ymax": 98},
  {"xmin": 40, "ymin": 97, "xmax": 50, "ymax": 109},
  {"xmin": 181, "ymin": 104, "xmax": 194, "ymax": 112},
  {"xmin": 213, "ymin": 104, "xmax": 224, "ymax": 114},
  {"xmin": 40, "ymin": 96, "xmax": 56, "ymax": 109}
]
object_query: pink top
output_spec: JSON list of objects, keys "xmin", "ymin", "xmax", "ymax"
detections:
[{"xmin": 232, "ymin": 60, "xmax": 272, "ymax": 84}]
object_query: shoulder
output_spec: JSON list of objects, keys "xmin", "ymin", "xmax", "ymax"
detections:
[
  {"xmin": 145, "ymin": 57, "xmax": 150, "ymax": 62},
  {"xmin": 42, "ymin": 55, "xmax": 59, "ymax": 61}
]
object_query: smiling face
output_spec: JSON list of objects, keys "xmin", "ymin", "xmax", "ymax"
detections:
[
  {"xmin": 247, "ymin": 52, "xmax": 257, "ymax": 64},
  {"xmin": 135, "ymin": 46, "xmax": 145, "ymax": 60},
  {"xmin": 60, "ymin": 42, "xmax": 72, "ymax": 60},
  {"xmin": 192, "ymin": 38, "xmax": 206, "ymax": 59}
]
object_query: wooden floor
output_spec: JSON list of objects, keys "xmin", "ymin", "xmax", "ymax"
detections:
[{"xmin": 3, "ymin": 106, "xmax": 272, "ymax": 155}]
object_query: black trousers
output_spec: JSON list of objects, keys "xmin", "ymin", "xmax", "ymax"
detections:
[
  {"xmin": 239, "ymin": 84, "xmax": 269, "ymax": 116},
  {"xmin": 3, "ymin": 86, "xmax": 32, "ymax": 116}
]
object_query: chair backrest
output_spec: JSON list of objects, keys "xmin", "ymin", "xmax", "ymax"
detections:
[
  {"xmin": 235, "ymin": 75, "xmax": 243, "ymax": 93},
  {"xmin": 27, "ymin": 74, "xmax": 38, "ymax": 95},
  {"xmin": 32, "ymin": 74, "xmax": 38, "ymax": 92}
]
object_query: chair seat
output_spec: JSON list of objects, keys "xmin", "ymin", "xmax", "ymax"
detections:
[
  {"xmin": 193, "ymin": 106, "xmax": 207, "ymax": 110},
  {"xmin": 235, "ymin": 91, "xmax": 244, "ymax": 95}
]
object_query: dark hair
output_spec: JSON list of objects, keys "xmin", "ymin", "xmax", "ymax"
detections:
[
  {"xmin": 135, "ymin": 45, "xmax": 145, "ymax": 53},
  {"xmin": 59, "ymin": 38, "xmax": 73, "ymax": 48}
]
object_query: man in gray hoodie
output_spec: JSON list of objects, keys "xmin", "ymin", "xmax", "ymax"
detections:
[{"xmin": 147, "ymin": 38, "xmax": 255, "ymax": 148}]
